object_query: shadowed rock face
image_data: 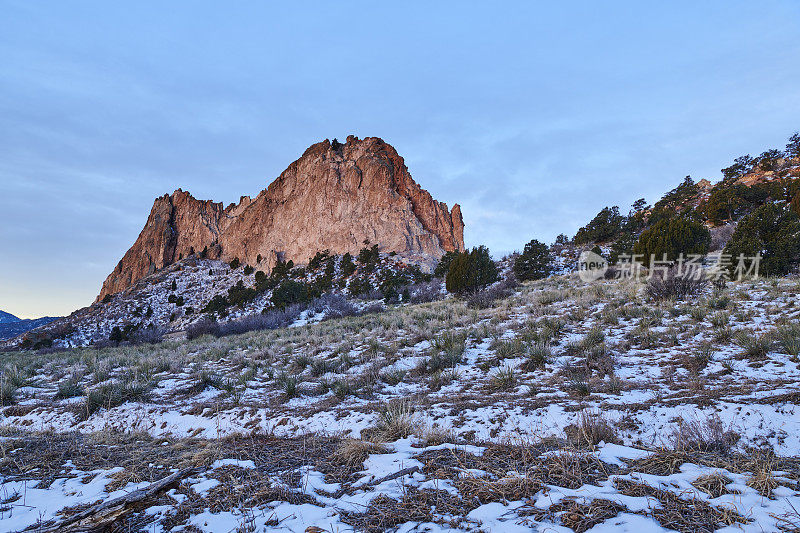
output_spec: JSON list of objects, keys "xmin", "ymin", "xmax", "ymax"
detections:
[{"xmin": 97, "ymin": 136, "xmax": 464, "ymax": 301}]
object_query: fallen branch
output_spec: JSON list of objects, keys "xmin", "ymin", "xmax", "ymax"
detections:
[{"xmin": 27, "ymin": 467, "xmax": 197, "ymax": 533}]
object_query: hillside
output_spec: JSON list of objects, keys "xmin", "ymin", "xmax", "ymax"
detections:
[
  {"xmin": 1, "ymin": 273, "xmax": 800, "ymax": 531},
  {"xmin": 571, "ymin": 133, "xmax": 800, "ymax": 253}
]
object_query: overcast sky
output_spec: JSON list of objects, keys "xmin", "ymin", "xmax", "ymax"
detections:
[{"xmin": 2, "ymin": 1, "xmax": 800, "ymax": 318}]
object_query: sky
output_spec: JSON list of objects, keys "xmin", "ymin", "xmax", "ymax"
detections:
[{"xmin": 1, "ymin": 1, "xmax": 800, "ymax": 318}]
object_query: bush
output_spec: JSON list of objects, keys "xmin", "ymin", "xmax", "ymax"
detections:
[
  {"xmin": 445, "ymin": 246, "xmax": 499, "ymax": 294},
  {"xmin": 671, "ymin": 414, "xmax": 740, "ymax": 455},
  {"xmin": 723, "ymin": 203, "xmax": 800, "ymax": 276},
  {"xmin": 513, "ymin": 239, "xmax": 553, "ymax": 281},
  {"xmin": 308, "ymin": 293, "xmax": 359, "ymax": 319},
  {"xmin": 633, "ymin": 216, "xmax": 710, "ymax": 262},
  {"xmin": 465, "ymin": 274, "xmax": 519, "ymax": 309},
  {"xmin": 407, "ymin": 280, "xmax": 443, "ymax": 304},
  {"xmin": 434, "ymin": 251, "xmax": 460, "ymax": 278},
  {"xmin": 229, "ymin": 257, "xmax": 240, "ymax": 269},
  {"xmin": 271, "ymin": 280, "xmax": 311, "ymax": 309},
  {"xmin": 609, "ymin": 231, "xmax": 638, "ymax": 263},
  {"xmin": 646, "ymin": 266, "xmax": 708, "ymax": 301},
  {"xmin": 201, "ymin": 294, "xmax": 229, "ymax": 316},
  {"xmin": 308, "ymin": 250, "xmax": 331, "ymax": 270},
  {"xmin": 243, "ymin": 265, "xmax": 254, "ymax": 275}
]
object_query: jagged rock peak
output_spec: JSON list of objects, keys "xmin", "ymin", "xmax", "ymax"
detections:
[{"xmin": 97, "ymin": 136, "xmax": 464, "ymax": 301}]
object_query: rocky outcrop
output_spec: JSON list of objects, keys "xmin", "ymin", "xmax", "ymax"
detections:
[{"xmin": 97, "ymin": 136, "xmax": 464, "ymax": 301}]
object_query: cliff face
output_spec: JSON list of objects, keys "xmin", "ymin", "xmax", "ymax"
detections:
[{"xmin": 97, "ymin": 136, "xmax": 464, "ymax": 301}]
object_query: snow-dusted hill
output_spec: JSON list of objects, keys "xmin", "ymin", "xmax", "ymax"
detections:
[{"xmin": 1, "ymin": 274, "xmax": 799, "ymax": 531}]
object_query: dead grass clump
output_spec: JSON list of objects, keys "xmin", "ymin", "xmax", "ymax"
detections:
[
  {"xmin": 456, "ymin": 474, "xmax": 542, "ymax": 506},
  {"xmin": 746, "ymin": 459, "xmax": 779, "ymax": 498},
  {"xmin": 331, "ymin": 439, "xmax": 389, "ymax": 470},
  {"xmin": 565, "ymin": 410, "xmax": 620, "ymax": 448},
  {"xmin": 628, "ymin": 449, "xmax": 690, "ymax": 476},
  {"xmin": 670, "ymin": 414, "xmax": 740, "ymax": 455},
  {"xmin": 551, "ymin": 497, "xmax": 626, "ymax": 533},
  {"xmin": 345, "ymin": 487, "xmax": 461, "ymax": 533},
  {"xmin": 532, "ymin": 450, "xmax": 616, "ymax": 489},
  {"xmin": 646, "ymin": 267, "xmax": 708, "ymax": 302},
  {"xmin": 614, "ymin": 478, "xmax": 749, "ymax": 531},
  {"xmin": 691, "ymin": 472, "xmax": 738, "ymax": 498}
]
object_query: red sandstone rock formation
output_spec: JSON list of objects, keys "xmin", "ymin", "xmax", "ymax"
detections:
[{"xmin": 97, "ymin": 136, "xmax": 464, "ymax": 301}]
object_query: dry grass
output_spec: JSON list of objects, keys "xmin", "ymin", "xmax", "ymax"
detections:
[
  {"xmin": 551, "ymin": 497, "xmax": 626, "ymax": 533},
  {"xmin": 615, "ymin": 478, "xmax": 749, "ymax": 532},
  {"xmin": 691, "ymin": 472, "xmax": 738, "ymax": 498},
  {"xmin": 564, "ymin": 410, "xmax": 620, "ymax": 448},
  {"xmin": 330, "ymin": 438, "xmax": 389, "ymax": 470}
]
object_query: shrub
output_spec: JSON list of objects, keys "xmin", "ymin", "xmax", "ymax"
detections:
[
  {"xmin": 308, "ymin": 293, "xmax": 359, "ymax": 319},
  {"xmin": 490, "ymin": 366, "xmax": 516, "ymax": 390},
  {"xmin": 271, "ymin": 280, "xmax": 311, "ymax": 309},
  {"xmin": 723, "ymin": 203, "xmax": 800, "ymax": 276},
  {"xmin": 275, "ymin": 372, "xmax": 300, "ymax": 400},
  {"xmin": 216, "ymin": 305, "xmax": 305, "ymax": 336},
  {"xmin": 243, "ymin": 265, "xmax": 254, "ymax": 275},
  {"xmin": 55, "ymin": 379, "xmax": 84, "ymax": 400},
  {"xmin": 565, "ymin": 410, "xmax": 620, "ymax": 447},
  {"xmin": 646, "ymin": 266, "xmax": 708, "ymax": 301},
  {"xmin": 513, "ymin": 239, "xmax": 553, "ymax": 281},
  {"xmin": 522, "ymin": 342, "xmax": 551, "ymax": 371},
  {"xmin": 308, "ymin": 249, "xmax": 331, "ymax": 270},
  {"xmin": 465, "ymin": 274, "xmax": 519, "ymax": 309},
  {"xmin": 609, "ymin": 231, "xmax": 638, "ymax": 263},
  {"xmin": 775, "ymin": 322, "xmax": 800, "ymax": 356},
  {"xmin": 445, "ymin": 246, "xmax": 499, "ymax": 294},
  {"xmin": 670, "ymin": 414, "xmax": 740, "ymax": 455},
  {"xmin": 633, "ymin": 216, "xmax": 711, "ymax": 262},
  {"xmin": 0, "ymin": 379, "xmax": 18, "ymax": 405},
  {"xmin": 84, "ymin": 382, "xmax": 148, "ymax": 418},
  {"xmin": 434, "ymin": 251, "xmax": 460, "ymax": 278},
  {"xmin": 201, "ymin": 294, "xmax": 229, "ymax": 316},
  {"xmin": 229, "ymin": 257, "xmax": 240, "ymax": 269},
  {"xmin": 407, "ymin": 280, "xmax": 443, "ymax": 304}
]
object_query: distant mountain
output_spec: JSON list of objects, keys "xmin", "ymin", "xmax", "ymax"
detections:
[
  {"xmin": 0, "ymin": 310, "xmax": 20, "ymax": 323},
  {"xmin": 0, "ymin": 315, "xmax": 60, "ymax": 340}
]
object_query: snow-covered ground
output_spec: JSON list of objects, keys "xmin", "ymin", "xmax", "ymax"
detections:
[{"xmin": 2, "ymin": 274, "xmax": 800, "ymax": 531}]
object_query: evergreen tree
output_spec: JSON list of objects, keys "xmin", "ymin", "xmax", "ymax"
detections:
[
  {"xmin": 340, "ymin": 253, "xmax": 356, "ymax": 277},
  {"xmin": 786, "ymin": 132, "xmax": 800, "ymax": 159},
  {"xmin": 513, "ymin": 239, "xmax": 553, "ymax": 281},
  {"xmin": 445, "ymin": 246, "xmax": 498, "ymax": 294},
  {"xmin": 434, "ymin": 251, "xmax": 460, "ymax": 278},
  {"xmin": 574, "ymin": 206, "xmax": 625, "ymax": 244},
  {"xmin": 633, "ymin": 216, "xmax": 710, "ymax": 262},
  {"xmin": 723, "ymin": 203, "xmax": 800, "ymax": 276}
]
